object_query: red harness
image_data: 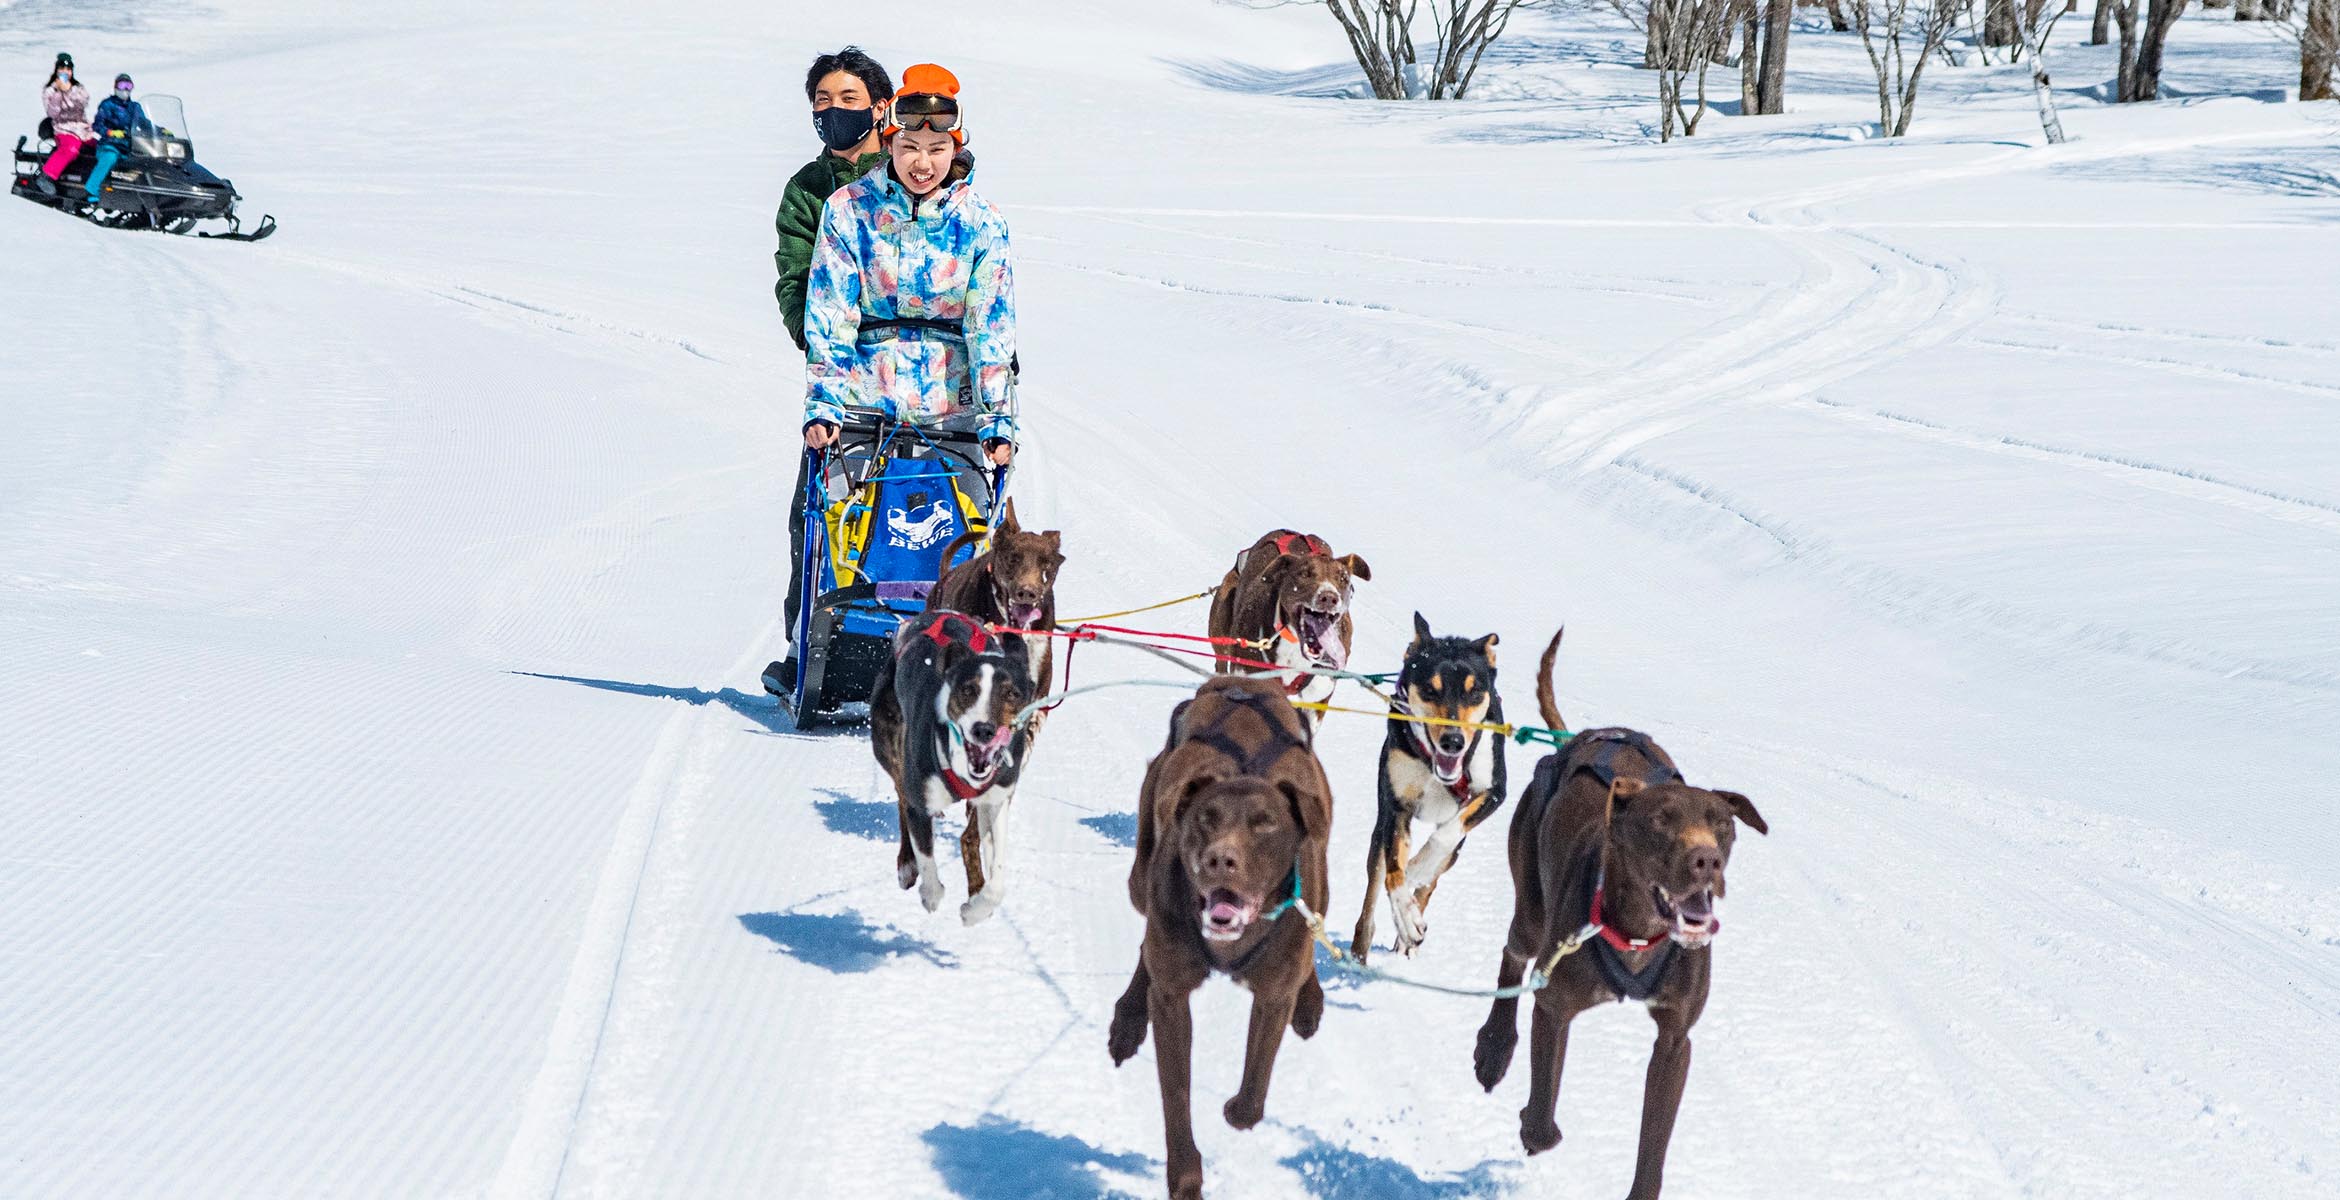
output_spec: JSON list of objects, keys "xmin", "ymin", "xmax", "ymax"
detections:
[
  {"xmin": 1271, "ymin": 532, "xmax": 1330, "ymax": 558},
  {"xmin": 917, "ymin": 612, "xmax": 990, "ymax": 654}
]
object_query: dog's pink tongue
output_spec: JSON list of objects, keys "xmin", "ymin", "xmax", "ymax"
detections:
[
  {"xmin": 1315, "ymin": 626, "xmax": 1349, "ymax": 669},
  {"xmin": 1009, "ymin": 603, "xmax": 1043, "ymax": 628},
  {"xmin": 1208, "ymin": 899, "xmax": 1245, "ymax": 924}
]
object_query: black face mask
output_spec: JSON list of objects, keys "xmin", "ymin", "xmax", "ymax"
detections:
[{"xmin": 812, "ymin": 105, "xmax": 875, "ymax": 153}]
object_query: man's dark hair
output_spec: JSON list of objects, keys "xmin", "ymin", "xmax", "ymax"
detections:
[{"xmin": 805, "ymin": 47, "xmax": 893, "ymax": 104}]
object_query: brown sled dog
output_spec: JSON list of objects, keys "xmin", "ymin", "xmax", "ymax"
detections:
[
  {"xmin": 1470, "ymin": 630, "xmax": 1769, "ymax": 1199},
  {"xmin": 926, "ymin": 498, "xmax": 1064, "ymax": 702},
  {"xmin": 1206, "ymin": 529, "xmax": 1369, "ymax": 722},
  {"xmin": 1106, "ymin": 677, "xmax": 1332, "ymax": 1200}
]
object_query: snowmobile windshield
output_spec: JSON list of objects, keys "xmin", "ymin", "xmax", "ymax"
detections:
[{"xmin": 129, "ymin": 95, "xmax": 191, "ymax": 161}]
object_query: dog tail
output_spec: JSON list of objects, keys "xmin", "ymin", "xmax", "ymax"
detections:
[
  {"xmin": 1535, "ymin": 627, "xmax": 1568, "ymax": 733},
  {"xmin": 938, "ymin": 530, "xmax": 986, "ymax": 572}
]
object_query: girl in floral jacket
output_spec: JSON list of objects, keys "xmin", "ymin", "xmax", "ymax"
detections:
[
  {"xmin": 36, "ymin": 53, "xmax": 92, "ymax": 196},
  {"xmin": 801, "ymin": 62, "xmax": 1016, "ymax": 465}
]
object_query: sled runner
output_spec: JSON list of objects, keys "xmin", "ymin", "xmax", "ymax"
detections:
[
  {"xmin": 12, "ymin": 95, "xmax": 275, "ymax": 241},
  {"xmin": 773, "ymin": 408, "xmax": 1008, "ymax": 727}
]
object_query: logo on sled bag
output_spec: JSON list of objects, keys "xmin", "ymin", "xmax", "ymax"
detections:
[{"xmin": 886, "ymin": 491, "xmax": 957, "ymax": 551}]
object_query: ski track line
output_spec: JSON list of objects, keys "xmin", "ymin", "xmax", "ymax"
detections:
[
  {"xmin": 1997, "ymin": 310, "xmax": 2340, "ymax": 357},
  {"xmin": 1606, "ymin": 452, "xmax": 2340, "ymax": 693},
  {"xmin": 1969, "ymin": 333, "xmax": 2340, "ymax": 400},
  {"xmin": 235, "ymin": 245, "xmax": 728, "ymax": 365},
  {"xmin": 487, "ymin": 621, "xmax": 781, "ymax": 1200},
  {"xmin": 1801, "ymin": 397, "xmax": 2340, "ymax": 532},
  {"xmin": 1028, "ymin": 257, "xmax": 1602, "ymax": 368},
  {"xmin": 1029, "ymin": 208, "xmax": 1717, "ymax": 299}
]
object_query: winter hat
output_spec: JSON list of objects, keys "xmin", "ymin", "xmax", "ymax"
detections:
[
  {"xmin": 114, "ymin": 73, "xmax": 134, "ymax": 88},
  {"xmin": 55, "ymin": 52, "xmax": 74, "ymax": 70},
  {"xmin": 885, "ymin": 63, "xmax": 965, "ymax": 145}
]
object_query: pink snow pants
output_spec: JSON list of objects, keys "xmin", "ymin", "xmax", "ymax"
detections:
[{"xmin": 43, "ymin": 133, "xmax": 86, "ymax": 179}]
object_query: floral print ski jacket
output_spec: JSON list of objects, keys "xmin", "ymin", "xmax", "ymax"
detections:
[
  {"xmin": 802, "ymin": 157, "xmax": 1017, "ymax": 445},
  {"xmin": 44, "ymin": 82, "xmax": 93, "ymax": 141}
]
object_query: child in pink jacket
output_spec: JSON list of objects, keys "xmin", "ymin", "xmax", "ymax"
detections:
[{"xmin": 37, "ymin": 53, "xmax": 93, "ymax": 196}]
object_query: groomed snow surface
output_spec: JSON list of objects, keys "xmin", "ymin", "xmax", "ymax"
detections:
[{"xmin": 4, "ymin": 2, "xmax": 2336, "ymax": 1197}]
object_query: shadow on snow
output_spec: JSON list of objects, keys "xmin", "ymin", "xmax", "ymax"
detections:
[
  {"xmin": 924, "ymin": 1115, "xmax": 1156, "ymax": 1200},
  {"xmin": 736, "ymin": 909, "xmax": 954, "ymax": 973},
  {"xmin": 511, "ymin": 671, "xmax": 862, "ymax": 738},
  {"xmin": 1278, "ymin": 1126, "xmax": 1514, "ymax": 1199},
  {"xmin": 814, "ymin": 786, "xmax": 898, "ymax": 842},
  {"xmin": 1078, "ymin": 810, "xmax": 1139, "ymax": 848}
]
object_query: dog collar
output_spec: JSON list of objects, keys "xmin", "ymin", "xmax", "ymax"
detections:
[
  {"xmin": 939, "ymin": 766, "xmax": 986, "ymax": 802},
  {"xmin": 1587, "ymin": 883, "xmax": 1665, "ymax": 954}
]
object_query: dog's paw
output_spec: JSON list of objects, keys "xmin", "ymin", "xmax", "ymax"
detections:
[
  {"xmin": 919, "ymin": 878, "xmax": 945, "ymax": 913},
  {"xmin": 1291, "ymin": 977, "xmax": 1324, "ymax": 1040},
  {"xmin": 1519, "ymin": 1111, "xmax": 1563, "ymax": 1155},
  {"xmin": 1473, "ymin": 1020, "xmax": 1518, "ymax": 1091},
  {"xmin": 1347, "ymin": 935, "xmax": 1372, "ymax": 966},
  {"xmin": 1106, "ymin": 1012, "xmax": 1148, "ymax": 1065},
  {"xmin": 1392, "ymin": 898, "xmax": 1426, "ymax": 947},
  {"xmin": 959, "ymin": 893, "xmax": 1000, "ymax": 926},
  {"xmin": 897, "ymin": 858, "xmax": 917, "ymax": 890},
  {"xmin": 1223, "ymin": 1092, "xmax": 1266, "ymax": 1131}
]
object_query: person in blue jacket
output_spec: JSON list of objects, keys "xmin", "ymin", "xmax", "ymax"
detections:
[{"xmin": 87, "ymin": 73, "xmax": 153, "ymax": 207}]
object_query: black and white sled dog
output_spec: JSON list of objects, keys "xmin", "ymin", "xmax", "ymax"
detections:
[
  {"xmin": 1349, "ymin": 613, "xmax": 1507, "ymax": 962},
  {"xmin": 871, "ymin": 610, "xmax": 1034, "ymax": 925}
]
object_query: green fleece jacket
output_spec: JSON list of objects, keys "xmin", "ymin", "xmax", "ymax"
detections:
[{"xmin": 775, "ymin": 149, "xmax": 887, "ymax": 351}]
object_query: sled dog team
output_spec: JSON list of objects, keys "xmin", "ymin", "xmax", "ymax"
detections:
[{"xmin": 870, "ymin": 520, "xmax": 1769, "ymax": 1200}]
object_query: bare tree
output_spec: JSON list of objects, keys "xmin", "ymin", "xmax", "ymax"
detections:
[
  {"xmin": 2094, "ymin": 0, "xmax": 2116, "ymax": 41},
  {"xmin": 2023, "ymin": 0, "xmax": 2074, "ymax": 141},
  {"xmin": 1314, "ymin": 0, "xmax": 1544, "ymax": 98},
  {"xmin": 1741, "ymin": 0, "xmax": 1764, "ymax": 107},
  {"xmin": 2111, "ymin": 0, "xmax": 2190, "ymax": 101},
  {"xmin": 1986, "ymin": 0, "xmax": 2025, "ymax": 43},
  {"xmin": 2308, "ymin": 0, "xmax": 2340, "ymax": 98},
  {"xmin": 1847, "ymin": 0, "xmax": 1962, "ymax": 134},
  {"xmin": 1757, "ymin": 0, "xmax": 1794, "ymax": 111},
  {"xmin": 1651, "ymin": 0, "xmax": 1739, "ymax": 137}
]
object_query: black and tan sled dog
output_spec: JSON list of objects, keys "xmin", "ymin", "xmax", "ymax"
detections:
[{"xmin": 1350, "ymin": 613, "xmax": 1506, "ymax": 962}]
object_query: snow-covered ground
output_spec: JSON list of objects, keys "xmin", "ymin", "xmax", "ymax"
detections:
[{"xmin": 4, "ymin": 2, "xmax": 2336, "ymax": 1197}]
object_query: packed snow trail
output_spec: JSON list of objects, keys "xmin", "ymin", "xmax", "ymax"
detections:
[{"xmin": 3, "ymin": 3, "xmax": 2336, "ymax": 1199}]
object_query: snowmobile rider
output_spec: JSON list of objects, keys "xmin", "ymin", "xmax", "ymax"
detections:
[
  {"xmin": 36, "ymin": 53, "xmax": 92, "ymax": 198},
  {"xmin": 777, "ymin": 47, "xmax": 894, "ymax": 353},
  {"xmin": 87, "ymin": 73, "xmax": 154, "ymax": 207}
]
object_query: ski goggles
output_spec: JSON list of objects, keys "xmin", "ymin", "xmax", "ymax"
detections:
[{"xmin": 890, "ymin": 93, "xmax": 961, "ymax": 134}]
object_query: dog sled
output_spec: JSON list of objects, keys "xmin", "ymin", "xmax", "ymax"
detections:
[{"xmin": 771, "ymin": 407, "xmax": 1008, "ymax": 727}]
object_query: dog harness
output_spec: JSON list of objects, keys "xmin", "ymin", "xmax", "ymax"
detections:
[
  {"xmin": 1269, "ymin": 532, "xmax": 1330, "ymax": 558},
  {"xmin": 915, "ymin": 610, "xmax": 991, "ymax": 654},
  {"xmin": 915, "ymin": 610, "xmax": 1012, "ymax": 801},
  {"xmin": 1178, "ymin": 683, "xmax": 1313, "ymax": 776},
  {"xmin": 1562, "ymin": 730, "xmax": 1689, "ymax": 1001}
]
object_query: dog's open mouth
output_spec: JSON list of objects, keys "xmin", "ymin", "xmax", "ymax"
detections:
[
  {"xmin": 960, "ymin": 728, "xmax": 1009, "ymax": 783},
  {"xmin": 1653, "ymin": 884, "xmax": 1720, "ymax": 946},
  {"xmin": 1198, "ymin": 887, "xmax": 1260, "ymax": 942},
  {"xmin": 997, "ymin": 592, "xmax": 1046, "ymax": 630},
  {"xmin": 1291, "ymin": 604, "xmax": 1347, "ymax": 669},
  {"xmin": 1429, "ymin": 743, "xmax": 1467, "ymax": 784}
]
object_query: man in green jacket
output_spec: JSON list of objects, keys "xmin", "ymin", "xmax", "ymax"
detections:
[
  {"xmin": 775, "ymin": 47, "xmax": 894, "ymax": 351},
  {"xmin": 769, "ymin": 47, "xmax": 894, "ymax": 696}
]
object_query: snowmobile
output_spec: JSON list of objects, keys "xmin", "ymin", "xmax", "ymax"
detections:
[
  {"xmin": 11, "ymin": 95, "xmax": 274, "ymax": 241},
  {"xmin": 770, "ymin": 406, "xmax": 1010, "ymax": 727}
]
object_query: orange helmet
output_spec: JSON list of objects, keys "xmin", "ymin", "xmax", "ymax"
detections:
[{"xmin": 883, "ymin": 62, "xmax": 965, "ymax": 145}]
